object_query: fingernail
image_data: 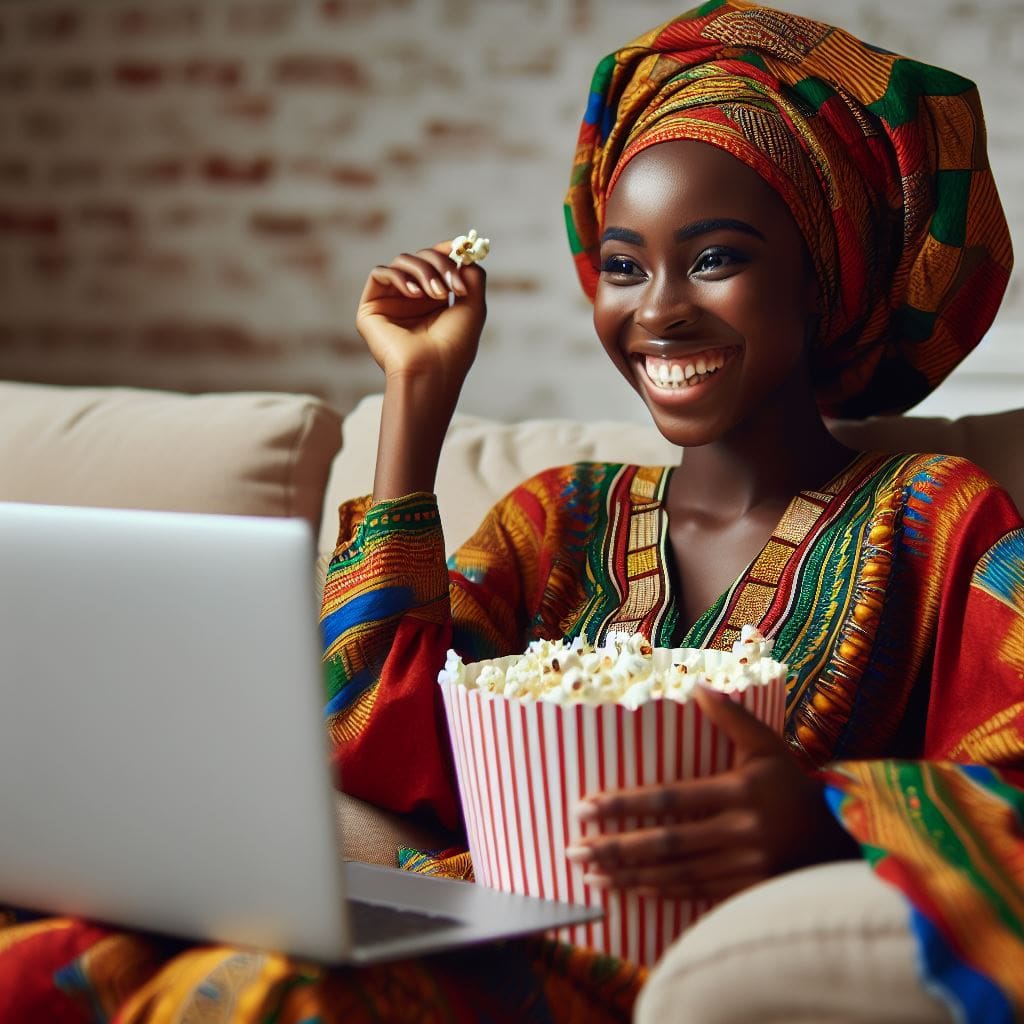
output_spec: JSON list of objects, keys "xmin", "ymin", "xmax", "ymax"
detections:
[
  {"xmin": 564, "ymin": 845, "xmax": 591, "ymax": 862},
  {"xmin": 583, "ymin": 873, "xmax": 610, "ymax": 889},
  {"xmin": 574, "ymin": 799, "xmax": 599, "ymax": 820},
  {"xmin": 430, "ymin": 279, "xmax": 446, "ymax": 297},
  {"xmin": 407, "ymin": 281, "xmax": 422, "ymax": 295}
]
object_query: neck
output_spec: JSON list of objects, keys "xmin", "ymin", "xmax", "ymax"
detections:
[{"xmin": 671, "ymin": 392, "xmax": 855, "ymax": 518}]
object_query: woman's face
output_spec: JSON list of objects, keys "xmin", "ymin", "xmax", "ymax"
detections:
[{"xmin": 593, "ymin": 139, "xmax": 819, "ymax": 447}]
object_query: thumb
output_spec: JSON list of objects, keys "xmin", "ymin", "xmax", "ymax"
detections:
[{"xmin": 694, "ymin": 684, "xmax": 786, "ymax": 761}]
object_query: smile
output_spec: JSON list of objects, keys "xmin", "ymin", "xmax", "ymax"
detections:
[{"xmin": 641, "ymin": 348, "xmax": 733, "ymax": 390}]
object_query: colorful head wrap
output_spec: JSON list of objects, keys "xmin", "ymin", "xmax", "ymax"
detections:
[{"xmin": 565, "ymin": 0, "xmax": 1013, "ymax": 418}]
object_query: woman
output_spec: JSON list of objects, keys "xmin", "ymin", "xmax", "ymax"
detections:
[
  {"xmin": 323, "ymin": 2, "xmax": 1022, "ymax": 1021},
  {"xmin": 2, "ymin": 4, "xmax": 1020, "ymax": 1022}
]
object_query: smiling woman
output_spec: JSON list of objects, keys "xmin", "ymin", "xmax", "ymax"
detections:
[
  {"xmin": 317, "ymin": 4, "xmax": 1022, "ymax": 1021},
  {"xmin": 4, "ymin": 4, "xmax": 1021, "ymax": 1024}
]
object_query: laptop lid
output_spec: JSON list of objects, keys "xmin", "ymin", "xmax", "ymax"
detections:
[{"xmin": 0, "ymin": 502, "xmax": 598, "ymax": 963}]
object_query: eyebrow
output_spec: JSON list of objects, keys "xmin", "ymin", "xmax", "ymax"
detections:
[{"xmin": 600, "ymin": 218, "xmax": 766, "ymax": 246}]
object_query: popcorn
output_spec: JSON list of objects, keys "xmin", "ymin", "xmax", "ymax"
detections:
[
  {"xmin": 449, "ymin": 228, "xmax": 491, "ymax": 267},
  {"xmin": 436, "ymin": 624, "xmax": 789, "ymax": 966},
  {"xmin": 437, "ymin": 626, "xmax": 783, "ymax": 709}
]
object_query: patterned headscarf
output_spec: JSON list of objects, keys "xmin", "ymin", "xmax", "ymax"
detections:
[{"xmin": 565, "ymin": 0, "xmax": 1012, "ymax": 418}]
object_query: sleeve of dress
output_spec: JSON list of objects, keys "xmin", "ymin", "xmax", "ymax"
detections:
[
  {"xmin": 319, "ymin": 469, "xmax": 588, "ymax": 832},
  {"xmin": 818, "ymin": 481, "xmax": 1024, "ymax": 1022}
]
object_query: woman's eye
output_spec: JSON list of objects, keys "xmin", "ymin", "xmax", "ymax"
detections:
[
  {"xmin": 600, "ymin": 255, "xmax": 642, "ymax": 277},
  {"xmin": 692, "ymin": 248, "xmax": 741, "ymax": 274}
]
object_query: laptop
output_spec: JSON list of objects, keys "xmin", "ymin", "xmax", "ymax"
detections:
[{"xmin": 0, "ymin": 500, "xmax": 599, "ymax": 964}]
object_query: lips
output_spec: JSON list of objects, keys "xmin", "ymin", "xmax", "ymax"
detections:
[{"xmin": 640, "ymin": 347, "xmax": 734, "ymax": 390}]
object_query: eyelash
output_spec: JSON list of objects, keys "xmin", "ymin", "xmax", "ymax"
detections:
[
  {"xmin": 600, "ymin": 255, "xmax": 641, "ymax": 277},
  {"xmin": 599, "ymin": 247, "xmax": 746, "ymax": 279},
  {"xmin": 693, "ymin": 247, "xmax": 737, "ymax": 273}
]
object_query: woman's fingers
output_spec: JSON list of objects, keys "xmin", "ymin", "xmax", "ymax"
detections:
[
  {"xmin": 568, "ymin": 809, "xmax": 754, "ymax": 869},
  {"xmin": 576, "ymin": 772, "xmax": 744, "ymax": 824},
  {"xmin": 369, "ymin": 247, "xmax": 472, "ymax": 299},
  {"xmin": 569, "ymin": 821, "xmax": 770, "ymax": 899}
]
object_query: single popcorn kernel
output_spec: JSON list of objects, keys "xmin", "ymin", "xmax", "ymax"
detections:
[{"xmin": 449, "ymin": 228, "xmax": 491, "ymax": 267}]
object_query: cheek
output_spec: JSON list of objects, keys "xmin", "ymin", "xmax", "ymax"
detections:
[{"xmin": 592, "ymin": 292, "xmax": 632, "ymax": 367}]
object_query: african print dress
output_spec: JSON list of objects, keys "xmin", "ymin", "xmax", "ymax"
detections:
[
  {"xmin": 2, "ymin": 452, "xmax": 1021, "ymax": 1023},
  {"xmin": 320, "ymin": 451, "xmax": 1024, "ymax": 1023}
]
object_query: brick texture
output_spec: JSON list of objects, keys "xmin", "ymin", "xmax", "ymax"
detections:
[{"xmin": 0, "ymin": 0, "xmax": 1020, "ymax": 422}]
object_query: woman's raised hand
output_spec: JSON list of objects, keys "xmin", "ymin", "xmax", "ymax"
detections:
[
  {"xmin": 357, "ymin": 241, "xmax": 487, "ymax": 399},
  {"xmin": 358, "ymin": 241, "xmax": 488, "ymax": 502},
  {"xmin": 566, "ymin": 686, "xmax": 860, "ymax": 902}
]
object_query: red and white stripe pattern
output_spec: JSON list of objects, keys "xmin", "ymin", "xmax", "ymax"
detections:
[{"xmin": 438, "ymin": 677, "xmax": 786, "ymax": 966}]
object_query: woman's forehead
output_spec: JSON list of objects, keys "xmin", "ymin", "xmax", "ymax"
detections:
[{"xmin": 605, "ymin": 140, "xmax": 793, "ymax": 226}]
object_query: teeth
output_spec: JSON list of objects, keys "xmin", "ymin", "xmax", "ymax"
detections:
[{"xmin": 644, "ymin": 352, "xmax": 728, "ymax": 390}]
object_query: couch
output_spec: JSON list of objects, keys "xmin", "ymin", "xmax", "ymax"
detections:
[{"xmin": 4, "ymin": 377, "xmax": 1022, "ymax": 1022}]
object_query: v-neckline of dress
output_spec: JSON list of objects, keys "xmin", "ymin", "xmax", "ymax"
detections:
[{"xmin": 597, "ymin": 452, "xmax": 882, "ymax": 650}]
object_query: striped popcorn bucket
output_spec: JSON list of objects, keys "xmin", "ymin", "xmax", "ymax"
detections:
[{"xmin": 437, "ymin": 660, "xmax": 786, "ymax": 966}]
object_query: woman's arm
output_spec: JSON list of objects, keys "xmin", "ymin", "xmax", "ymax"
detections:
[
  {"xmin": 355, "ymin": 241, "xmax": 487, "ymax": 501},
  {"xmin": 321, "ymin": 468, "xmax": 588, "ymax": 833}
]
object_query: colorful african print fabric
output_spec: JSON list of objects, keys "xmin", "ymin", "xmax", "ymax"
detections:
[
  {"xmin": 319, "ymin": 452, "xmax": 1024, "ymax": 1022},
  {"xmin": 564, "ymin": 1, "xmax": 1013, "ymax": 418},
  {"xmin": 0, "ymin": 910, "xmax": 643, "ymax": 1023}
]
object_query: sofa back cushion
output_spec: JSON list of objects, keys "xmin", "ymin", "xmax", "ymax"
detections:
[
  {"xmin": 325, "ymin": 394, "xmax": 1024, "ymax": 558},
  {"xmin": 0, "ymin": 382, "xmax": 342, "ymax": 533}
]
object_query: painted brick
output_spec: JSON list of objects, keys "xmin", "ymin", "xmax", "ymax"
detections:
[
  {"xmin": 273, "ymin": 55, "xmax": 368, "ymax": 89},
  {"xmin": 0, "ymin": 0, "xmax": 1019, "ymax": 421},
  {"xmin": 24, "ymin": 8, "xmax": 82, "ymax": 42},
  {"xmin": 0, "ymin": 160, "xmax": 32, "ymax": 187},
  {"xmin": 183, "ymin": 60, "xmax": 243, "ymax": 88},
  {"xmin": 202, "ymin": 155, "xmax": 274, "ymax": 185},
  {"xmin": 49, "ymin": 160, "xmax": 104, "ymax": 186},
  {"xmin": 222, "ymin": 94, "xmax": 273, "ymax": 120},
  {"xmin": 327, "ymin": 164, "xmax": 379, "ymax": 188},
  {"xmin": 51, "ymin": 65, "xmax": 98, "ymax": 91},
  {"xmin": 129, "ymin": 159, "xmax": 188, "ymax": 185},
  {"xmin": 0, "ymin": 66, "xmax": 34, "ymax": 92},
  {"xmin": 112, "ymin": 6, "xmax": 203, "ymax": 37},
  {"xmin": 227, "ymin": 2, "xmax": 295, "ymax": 34},
  {"xmin": 250, "ymin": 211, "xmax": 313, "ymax": 236},
  {"xmin": 114, "ymin": 62, "xmax": 165, "ymax": 87},
  {"xmin": 76, "ymin": 204, "xmax": 136, "ymax": 231},
  {"xmin": 0, "ymin": 207, "xmax": 61, "ymax": 236}
]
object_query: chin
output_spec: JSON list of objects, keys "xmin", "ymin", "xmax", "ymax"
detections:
[{"xmin": 642, "ymin": 403, "xmax": 720, "ymax": 449}]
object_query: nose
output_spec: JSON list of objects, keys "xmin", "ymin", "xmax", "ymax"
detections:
[{"xmin": 634, "ymin": 274, "xmax": 699, "ymax": 337}]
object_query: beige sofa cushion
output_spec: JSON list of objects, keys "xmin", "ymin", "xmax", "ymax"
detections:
[
  {"xmin": 321, "ymin": 394, "xmax": 679, "ymax": 556},
  {"xmin": 0, "ymin": 382, "xmax": 342, "ymax": 533},
  {"xmin": 634, "ymin": 861, "xmax": 951, "ymax": 1024},
  {"xmin": 323, "ymin": 394, "xmax": 1024, "ymax": 558}
]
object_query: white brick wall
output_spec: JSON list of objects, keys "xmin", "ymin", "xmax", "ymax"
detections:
[{"xmin": 0, "ymin": 0, "xmax": 1020, "ymax": 421}]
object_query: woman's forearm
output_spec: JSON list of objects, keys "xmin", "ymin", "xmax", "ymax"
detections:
[{"xmin": 372, "ymin": 371, "xmax": 461, "ymax": 502}]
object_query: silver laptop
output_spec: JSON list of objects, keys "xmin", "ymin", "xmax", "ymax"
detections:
[{"xmin": 0, "ymin": 501, "xmax": 599, "ymax": 964}]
